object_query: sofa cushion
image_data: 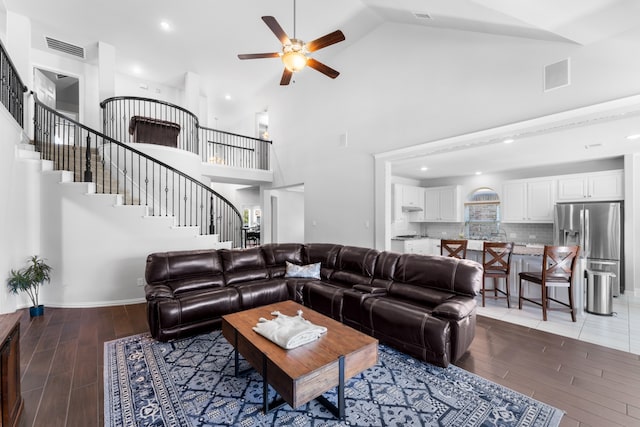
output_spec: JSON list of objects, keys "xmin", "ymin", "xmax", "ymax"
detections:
[
  {"xmin": 230, "ymin": 279, "xmax": 290, "ymax": 310},
  {"xmin": 285, "ymin": 261, "xmax": 321, "ymax": 279},
  {"xmin": 261, "ymin": 243, "xmax": 305, "ymax": 278},
  {"xmin": 329, "ymin": 246, "xmax": 378, "ymax": 287},
  {"xmin": 387, "ymin": 282, "xmax": 455, "ymax": 307},
  {"xmin": 145, "ymin": 250, "xmax": 225, "ymax": 295},
  {"xmin": 219, "ymin": 247, "xmax": 269, "ymax": 285},
  {"xmin": 371, "ymin": 251, "xmax": 401, "ymax": 289},
  {"xmin": 303, "ymin": 243, "xmax": 342, "ymax": 279}
]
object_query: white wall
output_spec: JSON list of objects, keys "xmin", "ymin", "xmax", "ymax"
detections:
[
  {"xmin": 0, "ymin": 109, "xmax": 39, "ymax": 313},
  {"xmin": 38, "ymin": 171, "xmax": 230, "ymax": 308},
  {"xmin": 245, "ymin": 22, "xmax": 640, "ymax": 250}
]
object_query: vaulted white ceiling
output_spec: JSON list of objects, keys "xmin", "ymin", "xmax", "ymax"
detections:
[
  {"xmin": 6, "ymin": 0, "xmax": 636, "ymax": 109},
  {"xmin": 5, "ymin": 0, "xmax": 640, "ymax": 179}
]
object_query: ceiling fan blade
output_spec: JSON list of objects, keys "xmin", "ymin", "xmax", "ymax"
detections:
[
  {"xmin": 262, "ymin": 16, "xmax": 291, "ymax": 45},
  {"xmin": 306, "ymin": 30, "xmax": 345, "ymax": 52},
  {"xmin": 238, "ymin": 52, "xmax": 280, "ymax": 60},
  {"xmin": 307, "ymin": 58, "xmax": 340, "ymax": 79},
  {"xmin": 280, "ymin": 69, "xmax": 293, "ymax": 86}
]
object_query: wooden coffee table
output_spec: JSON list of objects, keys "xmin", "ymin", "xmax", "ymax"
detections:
[{"xmin": 221, "ymin": 300, "xmax": 378, "ymax": 419}]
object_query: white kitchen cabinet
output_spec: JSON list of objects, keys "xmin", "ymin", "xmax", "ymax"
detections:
[
  {"xmin": 404, "ymin": 239, "xmax": 432, "ymax": 255},
  {"xmin": 502, "ymin": 178, "xmax": 555, "ymax": 223},
  {"xmin": 423, "ymin": 186, "xmax": 461, "ymax": 222},
  {"xmin": 556, "ymin": 170, "xmax": 623, "ymax": 201},
  {"xmin": 393, "ymin": 184, "xmax": 425, "ymax": 221}
]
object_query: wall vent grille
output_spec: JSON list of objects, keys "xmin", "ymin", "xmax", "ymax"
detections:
[{"xmin": 45, "ymin": 37, "xmax": 85, "ymax": 59}]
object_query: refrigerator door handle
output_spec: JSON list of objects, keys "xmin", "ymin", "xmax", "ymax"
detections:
[{"xmin": 584, "ymin": 209, "xmax": 590, "ymax": 256}]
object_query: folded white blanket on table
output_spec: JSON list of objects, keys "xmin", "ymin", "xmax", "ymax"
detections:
[{"xmin": 253, "ymin": 310, "xmax": 327, "ymax": 350}]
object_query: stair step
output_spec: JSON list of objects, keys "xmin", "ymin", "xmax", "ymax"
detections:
[{"xmin": 17, "ymin": 149, "xmax": 40, "ymax": 160}]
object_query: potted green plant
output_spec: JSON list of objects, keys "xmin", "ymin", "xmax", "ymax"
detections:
[{"xmin": 6, "ymin": 255, "xmax": 52, "ymax": 317}]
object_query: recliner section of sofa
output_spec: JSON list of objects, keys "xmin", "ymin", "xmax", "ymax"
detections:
[{"xmin": 144, "ymin": 243, "xmax": 482, "ymax": 367}]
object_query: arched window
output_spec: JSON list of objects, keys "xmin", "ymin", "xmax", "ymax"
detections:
[{"xmin": 465, "ymin": 188, "xmax": 501, "ymax": 239}]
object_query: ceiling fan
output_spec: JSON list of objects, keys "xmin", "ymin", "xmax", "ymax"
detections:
[{"xmin": 237, "ymin": 0, "xmax": 345, "ymax": 86}]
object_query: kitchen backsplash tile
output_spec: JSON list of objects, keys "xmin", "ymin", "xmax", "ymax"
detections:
[{"xmin": 421, "ymin": 222, "xmax": 553, "ymax": 244}]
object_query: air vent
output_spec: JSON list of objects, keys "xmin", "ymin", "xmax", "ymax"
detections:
[
  {"xmin": 412, "ymin": 12, "xmax": 433, "ymax": 20},
  {"xmin": 544, "ymin": 58, "xmax": 570, "ymax": 92},
  {"xmin": 45, "ymin": 37, "xmax": 85, "ymax": 59}
]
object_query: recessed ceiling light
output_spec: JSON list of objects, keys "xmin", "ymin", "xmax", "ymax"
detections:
[
  {"xmin": 503, "ymin": 138, "xmax": 514, "ymax": 144},
  {"xmin": 475, "ymin": 171, "xmax": 482, "ymax": 175},
  {"xmin": 224, "ymin": 94, "xmax": 231, "ymax": 100},
  {"xmin": 420, "ymin": 166, "xmax": 428, "ymax": 171},
  {"xmin": 160, "ymin": 21, "xmax": 171, "ymax": 31},
  {"xmin": 132, "ymin": 65, "xmax": 143, "ymax": 75},
  {"xmin": 626, "ymin": 134, "xmax": 640, "ymax": 140}
]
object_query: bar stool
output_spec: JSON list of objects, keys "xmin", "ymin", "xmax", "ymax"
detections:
[
  {"xmin": 481, "ymin": 241, "xmax": 514, "ymax": 307},
  {"xmin": 440, "ymin": 239, "xmax": 467, "ymax": 259},
  {"xmin": 518, "ymin": 245, "xmax": 580, "ymax": 322}
]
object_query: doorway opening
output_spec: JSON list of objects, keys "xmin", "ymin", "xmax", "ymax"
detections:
[{"xmin": 33, "ymin": 68, "xmax": 79, "ymax": 119}]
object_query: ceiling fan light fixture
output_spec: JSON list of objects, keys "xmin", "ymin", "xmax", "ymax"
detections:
[{"xmin": 282, "ymin": 39, "xmax": 307, "ymax": 72}]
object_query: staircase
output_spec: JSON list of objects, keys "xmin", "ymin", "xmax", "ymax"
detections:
[{"xmin": 32, "ymin": 94, "xmax": 243, "ymax": 248}]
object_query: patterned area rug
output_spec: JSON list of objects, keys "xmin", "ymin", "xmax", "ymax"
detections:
[{"xmin": 104, "ymin": 331, "xmax": 563, "ymax": 427}]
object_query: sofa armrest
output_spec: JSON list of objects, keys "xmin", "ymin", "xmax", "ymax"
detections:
[
  {"xmin": 145, "ymin": 284, "xmax": 175, "ymax": 301},
  {"xmin": 432, "ymin": 296, "xmax": 476, "ymax": 320},
  {"xmin": 353, "ymin": 284, "xmax": 387, "ymax": 295}
]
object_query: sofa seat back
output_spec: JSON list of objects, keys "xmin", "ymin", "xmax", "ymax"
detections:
[
  {"xmin": 220, "ymin": 247, "xmax": 269, "ymax": 285},
  {"xmin": 329, "ymin": 246, "xmax": 379, "ymax": 287},
  {"xmin": 371, "ymin": 251, "xmax": 402, "ymax": 289},
  {"xmin": 393, "ymin": 254, "xmax": 482, "ymax": 297},
  {"xmin": 261, "ymin": 243, "xmax": 305, "ymax": 278},
  {"xmin": 145, "ymin": 250, "xmax": 225, "ymax": 295},
  {"xmin": 303, "ymin": 243, "xmax": 342, "ymax": 279}
]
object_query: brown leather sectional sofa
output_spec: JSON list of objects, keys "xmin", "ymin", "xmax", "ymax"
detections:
[{"xmin": 144, "ymin": 243, "xmax": 482, "ymax": 367}]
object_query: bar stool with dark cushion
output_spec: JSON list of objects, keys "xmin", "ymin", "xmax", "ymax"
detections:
[
  {"xmin": 518, "ymin": 245, "xmax": 580, "ymax": 322},
  {"xmin": 481, "ymin": 241, "xmax": 514, "ymax": 307},
  {"xmin": 440, "ymin": 239, "xmax": 468, "ymax": 259}
]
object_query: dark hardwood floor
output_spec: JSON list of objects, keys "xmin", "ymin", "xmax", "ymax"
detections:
[{"xmin": 14, "ymin": 304, "xmax": 640, "ymax": 426}]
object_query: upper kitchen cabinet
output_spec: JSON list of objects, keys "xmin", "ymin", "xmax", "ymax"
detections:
[
  {"xmin": 502, "ymin": 178, "xmax": 555, "ymax": 223},
  {"xmin": 393, "ymin": 184, "xmax": 425, "ymax": 221},
  {"xmin": 556, "ymin": 170, "xmax": 624, "ymax": 202},
  {"xmin": 424, "ymin": 185, "xmax": 462, "ymax": 222}
]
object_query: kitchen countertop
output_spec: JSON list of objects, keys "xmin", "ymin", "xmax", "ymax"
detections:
[{"xmin": 392, "ymin": 236, "xmax": 545, "ymax": 256}]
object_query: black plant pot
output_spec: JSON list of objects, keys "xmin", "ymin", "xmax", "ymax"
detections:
[{"xmin": 29, "ymin": 305, "xmax": 44, "ymax": 317}]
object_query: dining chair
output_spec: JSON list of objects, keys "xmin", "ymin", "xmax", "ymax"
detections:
[
  {"xmin": 481, "ymin": 241, "xmax": 514, "ymax": 307},
  {"xmin": 440, "ymin": 239, "xmax": 467, "ymax": 259},
  {"xmin": 518, "ymin": 245, "xmax": 580, "ymax": 322}
]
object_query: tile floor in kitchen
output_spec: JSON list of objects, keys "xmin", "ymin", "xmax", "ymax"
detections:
[{"xmin": 476, "ymin": 290, "xmax": 640, "ymax": 355}]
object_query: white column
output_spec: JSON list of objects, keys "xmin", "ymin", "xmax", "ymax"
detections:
[
  {"xmin": 183, "ymin": 71, "xmax": 200, "ymax": 115},
  {"xmin": 98, "ymin": 42, "xmax": 116, "ymax": 102},
  {"xmin": 624, "ymin": 153, "xmax": 639, "ymax": 296}
]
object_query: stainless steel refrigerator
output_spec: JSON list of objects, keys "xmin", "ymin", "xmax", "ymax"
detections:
[{"xmin": 554, "ymin": 202, "xmax": 624, "ymax": 295}]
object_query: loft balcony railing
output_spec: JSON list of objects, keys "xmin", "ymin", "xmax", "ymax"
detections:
[
  {"xmin": 100, "ymin": 96, "xmax": 271, "ymax": 171},
  {"xmin": 0, "ymin": 40, "xmax": 27, "ymax": 128},
  {"xmin": 200, "ymin": 126, "xmax": 270, "ymax": 170},
  {"xmin": 34, "ymin": 93, "xmax": 243, "ymax": 247}
]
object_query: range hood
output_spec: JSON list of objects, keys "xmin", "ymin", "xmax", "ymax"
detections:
[{"xmin": 402, "ymin": 205, "xmax": 423, "ymax": 212}]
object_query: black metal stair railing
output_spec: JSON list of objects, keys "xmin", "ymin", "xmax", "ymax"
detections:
[
  {"xmin": 33, "ymin": 93, "xmax": 243, "ymax": 247},
  {"xmin": 100, "ymin": 96, "xmax": 271, "ymax": 171},
  {"xmin": 0, "ymin": 39, "xmax": 27, "ymax": 128},
  {"xmin": 100, "ymin": 96, "xmax": 199, "ymax": 155},
  {"xmin": 199, "ymin": 126, "xmax": 271, "ymax": 171}
]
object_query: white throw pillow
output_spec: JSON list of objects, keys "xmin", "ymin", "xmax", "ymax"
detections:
[{"xmin": 284, "ymin": 261, "xmax": 321, "ymax": 279}]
